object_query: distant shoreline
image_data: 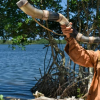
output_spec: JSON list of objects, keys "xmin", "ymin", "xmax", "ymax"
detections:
[{"xmin": 0, "ymin": 39, "xmax": 67, "ymax": 44}]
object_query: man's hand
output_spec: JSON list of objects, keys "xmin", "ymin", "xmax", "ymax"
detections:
[{"xmin": 61, "ymin": 22, "xmax": 73, "ymax": 38}]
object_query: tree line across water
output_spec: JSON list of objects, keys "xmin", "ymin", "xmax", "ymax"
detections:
[{"xmin": 0, "ymin": 39, "xmax": 66, "ymax": 44}]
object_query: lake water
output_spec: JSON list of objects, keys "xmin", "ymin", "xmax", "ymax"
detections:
[{"xmin": 0, "ymin": 44, "xmax": 70, "ymax": 99}]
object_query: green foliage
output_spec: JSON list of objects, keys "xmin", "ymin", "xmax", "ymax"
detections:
[
  {"xmin": 34, "ymin": 39, "xmax": 49, "ymax": 44},
  {"xmin": 0, "ymin": 39, "xmax": 66, "ymax": 45},
  {"xmin": 82, "ymin": 0, "xmax": 89, "ymax": 2},
  {"xmin": 11, "ymin": 34, "xmax": 30, "ymax": 50},
  {"xmin": 18, "ymin": 22, "xmax": 23, "ymax": 28},
  {"xmin": 0, "ymin": 95, "xmax": 4, "ymax": 100},
  {"xmin": 0, "ymin": 0, "xmax": 63, "ymax": 48},
  {"xmin": 77, "ymin": 88, "xmax": 83, "ymax": 98},
  {"xmin": 30, "ymin": 39, "xmax": 66, "ymax": 44},
  {"xmin": 0, "ymin": 40, "xmax": 12, "ymax": 44},
  {"xmin": 0, "ymin": 0, "xmax": 99, "ymax": 50},
  {"xmin": 71, "ymin": 0, "xmax": 77, "ymax": 4},
  {"xmin": 12, "ymin": 34, "xmax": 28, "ymax": 45}
]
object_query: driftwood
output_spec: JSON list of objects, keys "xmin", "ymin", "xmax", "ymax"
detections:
[
  {"xmin": 3, "ymin": 96, "xmax": 84, "ymax": 100},
  {"xmin": 32, "ymin": 96, "xmax": 84, "ymax": 100},
  {"xmin": 32, "ymin": 91, "xmax": 84, "ymax": 100}
]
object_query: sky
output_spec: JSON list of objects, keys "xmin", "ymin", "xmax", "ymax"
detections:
[{"xmin": 61, "ymin": 0, "xmax": 67, "ymax": 9}]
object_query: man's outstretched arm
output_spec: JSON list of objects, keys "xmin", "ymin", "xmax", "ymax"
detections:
[{"xmin": 61, "ymin": 24, "xmax": 97, "ymax": 68}]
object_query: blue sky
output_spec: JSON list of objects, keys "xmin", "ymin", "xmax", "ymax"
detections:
[{"xmin": 61, "ymin": 0, "xmax": 67, "ymax": 9}]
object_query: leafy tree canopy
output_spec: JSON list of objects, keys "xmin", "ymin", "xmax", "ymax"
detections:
[{"xmin": 0, "ymin": 0, "xmax": 100, "ymax": 48}]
